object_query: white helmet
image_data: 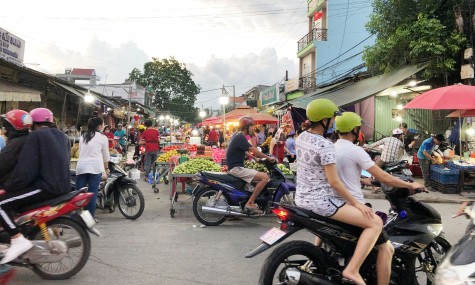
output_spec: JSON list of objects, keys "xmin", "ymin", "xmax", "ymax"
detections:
[{"xmin": 392, "ymin": 128, "xmax": 403, "ymax": 135}]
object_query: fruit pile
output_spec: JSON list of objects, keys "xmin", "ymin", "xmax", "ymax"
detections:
[
  {"xmin": 187, "ymin": 144, "xmax": 197, "ymax": 152},
  {"xmin": 173, "ymin": 158, "xmax": 221, "ymax": 174},
  {"xmin": 156, "ymin": 150, "xmax": 189, "ymax": 163},
  {"xmin": 220, "ymin": 165, "xmax": 228, "ymax": 172},
  {"xmin": 212, "ymin": 148, "xmax": 226, "ymax": 163},
  {"xmin": 244, "ymin": 161, "xmax": 268, "ymax": 172},
  {"xmin": 197, "ymin": 145, "xmax": 206, "ymax": 155},
  {"xmin": 70, "ymin": 143, "xmax": 80, "ymax": 159},
  {"xmin": 161, "ymin": 145, "xmax": 182, "ymax": 152},
  {"xmin": 277, "ymin": 164, "xmax": 293, "ymax": 175}
]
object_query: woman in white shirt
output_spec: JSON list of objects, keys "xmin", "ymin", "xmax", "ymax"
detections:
[{"xmin": 75, "ymin": 117, "xmax": 110, "ymax": 219}]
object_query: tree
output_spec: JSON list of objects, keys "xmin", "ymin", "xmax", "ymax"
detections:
[
  {"xmin": 363, "ymin": 0, "xmax": 466, "ymax": 84},
  {"xmin": 128, "ymin": 57, "xmax": 201, "ymax": 122}
]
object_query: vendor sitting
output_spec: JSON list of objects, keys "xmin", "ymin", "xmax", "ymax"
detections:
[{"xmin": 183, "ymin": 136, "xmax": 190, "ymax": 149}]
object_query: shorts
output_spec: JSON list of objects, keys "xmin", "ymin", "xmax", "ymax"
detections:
[
  {"xmin": 296, "ymin": 196, "xmax": 346, "ymax": 217},
  {"xmin": 228, "ymin": 167, "xmax": 258, "ymax": 184}
]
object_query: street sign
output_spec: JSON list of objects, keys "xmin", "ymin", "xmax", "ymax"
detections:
[{"xmin": 461, "ymin": 64, "xmax": 474, "ymax": 79}]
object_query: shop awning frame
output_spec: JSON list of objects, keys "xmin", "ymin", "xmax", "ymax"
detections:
[
  {"xmin": 0, "ymin": 79, "xmax": 42, "ymax": 102},
  {"xmin": 290, "ymin": 65, "xmax": 426, "ymax": 108}
]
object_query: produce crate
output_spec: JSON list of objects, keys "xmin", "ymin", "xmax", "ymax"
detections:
[
  {"xmin": 430, "ymin": 180, "xmax": 460, "ymax": 194},
  {"xmin": 430, "ymin": 165, "xmax": 460, "ymax": 184}
]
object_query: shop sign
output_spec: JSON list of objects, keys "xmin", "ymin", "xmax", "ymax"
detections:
[
  {"xmin": 461, "ymin": 64, "xmax": 474, "ymax": 79},
  {"xmin": 0, "ymin": 28, "xmax": 25, "ymax": 66},
  {"xmin": 285, "ymin": 77, "xmax": 300, "ymax": 93},
  {"xmin": 260, "ymin": 84, "xmax": 279, "ymax": 106},
  {"xmin": 464, "ymin": 48, "xmax": 473, "ymax": 60}
]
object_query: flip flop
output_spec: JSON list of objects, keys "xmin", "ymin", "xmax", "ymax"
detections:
[
  {"xmin": 341, "ymin": 277, "xmax": 364, "ymax": 285},
  {"xmin": 244, "ymin": 205, "xmax": 263, "ymax": 215}
]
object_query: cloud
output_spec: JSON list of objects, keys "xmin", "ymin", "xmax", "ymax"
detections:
[{"xmin": 187, "ymin": 48, "xmax": 298, "ymax": 109}]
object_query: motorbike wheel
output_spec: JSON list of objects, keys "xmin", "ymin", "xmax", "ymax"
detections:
[
  {"xmin": 115, "ymin": 184, "xmax": 145, "ymax": 220},
  {"xmin": 30, "ymin": 217, "xmax": 91, "ymax": 280},
  {"xmin": 192, "ymin": 188, "xmax": 228, "ymax": 226},
  {"xmin": 410, "ymin": 235, "xmax": 451, "ymax": 285},
  {"xmin": 259, "ymin": 240, "xmax": 327, "ymax": 285}
]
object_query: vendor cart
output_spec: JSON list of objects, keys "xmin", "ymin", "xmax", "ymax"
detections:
[
  {"xmin": 151, "ymin": 161, "xmax": 170, "ymax": 193},
  {"xmin": 169, "ymin": 173, "xmax": 195, "ymax": 217}
]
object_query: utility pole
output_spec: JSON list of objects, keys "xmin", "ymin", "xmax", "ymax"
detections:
[{"xmin": 222, "ymin": 84, "xmax": 236, "ymax": 110}]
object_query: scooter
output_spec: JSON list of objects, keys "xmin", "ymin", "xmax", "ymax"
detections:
[
  {"xmin": 0, "ymin": 189, "xmax": 100, "ymax": 280},
  {"xmin": 434, "ymin": 202, "xmax": 475, "ymax": 284},
  {"xmin": 191, "ymin": 158, "xmax": 295, "ymax": 226},
  {"xmin": 247, "ymin": 179, "xmax": 451, "ymax": 285},
  {"xmin": 71, "ymin": 161, "xmax": 145, "ymax": 220}
]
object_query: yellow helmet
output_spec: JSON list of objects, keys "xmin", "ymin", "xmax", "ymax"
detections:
[{"xmin": 138, "ymin": 125, "xmax": 146, "ymax": 131}]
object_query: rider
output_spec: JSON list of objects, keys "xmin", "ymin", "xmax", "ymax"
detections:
[
  {"xmin": 0, "ymin": 110, "xmax": 32, "ymax": 185},
  {"xmin": 366, "ymin": 128, "xmax": 404, "ymax": 168},
  {"xmin": 227, "ymin": 117, "xmax": 274, "ymax": 214},
  {"xmin": 295, "ymin": 98, "xmax": 382, "ymax": 285},
  {"xmin": 0, "ymin": 108, "xmax": 70, "ymax": 264},
  {"xmin": 334, "ymin": 112, "xmax": 425, "ymax": 285}
]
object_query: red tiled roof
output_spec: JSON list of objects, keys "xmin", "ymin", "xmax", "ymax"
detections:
[
  {"xmin": 231, "ymin": 96, "xmax": 246, "ymax": 103},
  {"xmin": 71, "ymin": 69, "xmax": 95, "ymax": 76}
]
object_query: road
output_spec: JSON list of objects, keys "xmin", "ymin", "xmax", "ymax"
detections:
[{"xmin": 10, "ymin": 179, "xmax": 467, "ymax": 285}]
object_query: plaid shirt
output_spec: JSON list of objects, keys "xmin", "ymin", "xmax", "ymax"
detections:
[{"xmin": 368, "ymin": 137, "xmax": 403, "ymax": 162}]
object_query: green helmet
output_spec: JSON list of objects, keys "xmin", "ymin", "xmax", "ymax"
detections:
[
  {"xmin": 335, "ymin": 112, "xmax": 362, "ymax": 133},
  {"xmin": 306, "ymin": 99, "xmax": 340, "ymax": 122}
]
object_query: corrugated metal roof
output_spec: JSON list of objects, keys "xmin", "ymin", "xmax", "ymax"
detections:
[
  {"xmin": 291, "ymin": 65, "xmax": 426, "ymax": 108},
  {"xmin": 0, "ymin": 79, "xmax": 41, "ymax": 102}
]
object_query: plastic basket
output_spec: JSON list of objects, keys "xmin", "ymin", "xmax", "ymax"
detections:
[
  {"xmin": 430, "ymin": 180, "xmax": 460, "ymax": 194},
  {"xmin": 430, "ymin": 165, "xmax": 459, "ymax": 184}
]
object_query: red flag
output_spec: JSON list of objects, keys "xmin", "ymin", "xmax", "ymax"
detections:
[{"xmin": 314, "ymin": 10, "xmax": 323, "ymax": 21}]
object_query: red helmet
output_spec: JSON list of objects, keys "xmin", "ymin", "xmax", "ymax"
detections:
[
  {"xmin": 239, "ymin": 117, "xmax": 255, "ymax": 128},
  {"xmin": 1, "ymin": 109, "xmax": 33, "ymax": 131},
  {"xmin": 30, "ymin": 108, "xmax": 53, "ymax": 123}
]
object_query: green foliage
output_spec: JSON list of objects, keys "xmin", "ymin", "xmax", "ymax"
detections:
[
  {"xmin": 128, "ymin": 57, "xmax": 201, "ymax": 122},
  {"xmin": 363, "ymin": 0, "xmax": 466, "ymax": 81}
]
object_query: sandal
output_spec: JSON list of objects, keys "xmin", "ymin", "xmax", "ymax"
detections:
[
  {"xmin": 244, "ymin": 204, "xmax": 263, "ymax": 215},
  {"xmin": 372, "ymin": 187, "xmax": 381, "ymax": 194}
]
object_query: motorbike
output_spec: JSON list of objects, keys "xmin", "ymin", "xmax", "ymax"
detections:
[
  {"xmin": 191, "ymin": 158, "xmax": 295, "ymax": 226},
  {"xmin": 434, "ymin": 202, "xmax": 475, "ymax": 284},
  {"xmin": 247, "ymin": 179, "xmax": 451, "ymax": 285},
  {"xmin": 70, "ymin": 161, "xmax": 145, "ymax": 220},
  {"xmin": 133, "ymin": 145, "xmax": 145, "ymax": 172},
  {"xmin": 0, "ymin": 188, "xmax": 100, "ymax": 280}
]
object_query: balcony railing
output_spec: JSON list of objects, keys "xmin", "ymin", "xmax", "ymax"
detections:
[{"xmin": 298, "ymin": 28, "xmax": 328, "ymax": 53}]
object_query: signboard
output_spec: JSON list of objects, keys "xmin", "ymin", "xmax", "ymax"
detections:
[
  {"xmin": 314, "ymin": 10, "xmax": 324, "ymax": 29},
  {"xmin": 285, "ymin": 77, "xmax": 300, "ymax": 93},
  {"xmin": 461, "ymin": 64, "xmax": 474, "ymax": 79},
  {"xmin": 260, "ymin": 84, "xmax": 279, "ymax": 106},
  {"xmin": 464, "ymin": 48, "xmax": 473, "ymax": 60},
  {"xmin": 0, "ymin": 28, "xmax": 25, "ymax": 66}
]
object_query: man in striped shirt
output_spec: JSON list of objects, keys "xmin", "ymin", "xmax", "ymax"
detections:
[{"xmin": 366, "ymin": 128, "xmax": 404, "ymax": 167}]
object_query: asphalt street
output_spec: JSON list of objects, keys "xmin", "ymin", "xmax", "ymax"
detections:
[{"xmin": 9, "ymin": 178, "xmax": 468, "ymax": 285}]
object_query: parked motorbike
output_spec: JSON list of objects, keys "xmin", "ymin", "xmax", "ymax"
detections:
[
  {"xmin": 70, "ymin": 161, "xmax": 145, "ymax": 220},
  {"xmin": 434, "ymin": 202, "xmax": 475, "ymax": 284},
  {"xmin": 0, "ymin": 189, "xmax": 100, "ymax": 280},
  {"xmin": 191, "ymin": 158, "xmax": 295, "ymax": 226},
  {"xmin": 247, "ymin": 180, "xmax": 451, "ymax": 285}
]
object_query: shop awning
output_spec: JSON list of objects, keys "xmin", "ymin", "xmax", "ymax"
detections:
[
  {"xmin": 0, "ymin": 79, "xmax": 41, "ymax": 102},
  {"xmin": 290, "ymin": 65, "xmax": 426, "ymax": 108},
  {"xmin": 55, "ymin": 82, "xmax": 119, "ymax": 109}
]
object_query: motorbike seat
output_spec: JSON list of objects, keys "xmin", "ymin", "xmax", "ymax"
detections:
[
  {"xmin": 201, "ymin": 171, "xmax": 246, "ymax": 189},
  {"xmin": 18, "ymin": 190, "xmax": 82, "ymax": 213},
  {"xmin": 384, "ymin": 161, "xmax": 401, "ymax": 168},
  {"xmin": 280, "ymin": 204, "xmax": 364, "ymax": 236}
]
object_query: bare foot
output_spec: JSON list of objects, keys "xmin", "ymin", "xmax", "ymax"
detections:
[{"xmin": 342, "ymin": 269, "xmax": 365, "ymax": 285}]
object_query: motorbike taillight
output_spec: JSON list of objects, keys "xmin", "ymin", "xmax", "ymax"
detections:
[{"xmin": 272, "ymin": 209, "xmax": 288, "ymax": 221}]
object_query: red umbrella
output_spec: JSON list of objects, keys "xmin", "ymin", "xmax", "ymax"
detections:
[
  {"xmin": 446, "ymin": 109, "xmax": 475, "ymax": 118},
  {"xmin": 403, "ymin": 84, "xmax": 475, "ymax": 110},
  {"xmin": 403, "ymin": 84, "xmax": 475, "ymax": 157},
  {"xmin": 230, "ymin": 113, "xmax": 278, "ymax": 124}
]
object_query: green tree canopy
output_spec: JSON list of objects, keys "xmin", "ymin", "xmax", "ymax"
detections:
[
  {"xmin": 363, "ymin": 0, "xmax": 466, "ymax": 83},
  {"xmin": 128, "ymin": 57, "xmax": 201, "ymax": 122}
]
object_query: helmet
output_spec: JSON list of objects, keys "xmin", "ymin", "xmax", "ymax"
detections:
[
  {"xmin": 30, "ymin": 108, "xmax": 53, "ymax": 123},
  {"xmin": 138, "ymin": 125, "xmax": 146, "ymax": 131},
  {"xmin": 335, "ymin": 112, "xmax": 362, "ymax": 133},
  {"xmin": 392, "ymin": 128, "xmax": 403, "ymax": 135},
  {"xmin": 239, "ymin": 117, "xmax": 255, "ymax": 128},
  {"xmin": 306, "ymin": 99, "xmax": 340, "ymax": 122},
  {"xmin": 1, "ymin": 110, "xmax": 33, "ymax": 131}
]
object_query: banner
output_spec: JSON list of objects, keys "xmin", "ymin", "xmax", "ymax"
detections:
[
  {"xmin": 314, "ymin": 10, "xmax": 324, "ymax": 29},
  {"xmin": 0, "ymin": 28, "xmax": 25, "ymax": 66},
  {"xmin": 260, "ymin": 84, "xmax": 279, "ymax": 106}
]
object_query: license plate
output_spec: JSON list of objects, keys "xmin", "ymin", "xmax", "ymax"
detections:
[
  {"xmin": 259, "ymin": 227, "xmax": 286, "ymax": 245},
  {"xmin": 80, "ymin": 210, "xmax": 96, "ymax": 228},
  {"xmin": 402, "ymin": 169, "xmax": 413, "ymax": 176}
]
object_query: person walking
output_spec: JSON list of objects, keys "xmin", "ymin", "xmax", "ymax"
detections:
[
  {"xmin": 417, "ymin": 134, "xmax": 445, "ymax": 190},
  {"xmin": 208, "ymin": 127, "xmax": 219, "ymax": 147},
  {"xmin": 141, "ymin": 120, "xmax": 160, "ymax": 180},
  {"xmin": 285, "ymin": 131, "xmax": 297, "ymax": 163},
  {"xmin": 103, "ymin": 125, "xmax": 114, "ymax": 149},
  {"xmin": 114, "ymin": 124, "xmax": 127, "ymax": 153},
  {"xmin": 75, "ymin": 117, "xmax": 110, "ymax": 220}
]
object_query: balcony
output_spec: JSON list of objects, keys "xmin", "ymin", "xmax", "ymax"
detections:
[{"xmin": 297, "ymin": 28, "xmax": 327, "ymax": 53}]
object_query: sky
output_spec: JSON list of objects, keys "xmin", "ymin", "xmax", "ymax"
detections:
[{"xmin": 1, "ymin": 0, "xmax": 314, "ymax": 110}]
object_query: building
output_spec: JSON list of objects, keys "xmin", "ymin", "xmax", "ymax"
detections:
[{"xmin": 242, "ymin": 85, "xmax": 270, "ymax": 108}]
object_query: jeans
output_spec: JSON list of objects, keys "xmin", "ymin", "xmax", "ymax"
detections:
[
  {"xmin": 419, "ymin": 158, "xmax": 431, "ymax": 187},
  {"xmin": 144, "ymin": 151, "xmax": 158, "ymax": 175},
  {"xmin": 76, "ymin": 173, "xmax": 102, "ymax": 217}
]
